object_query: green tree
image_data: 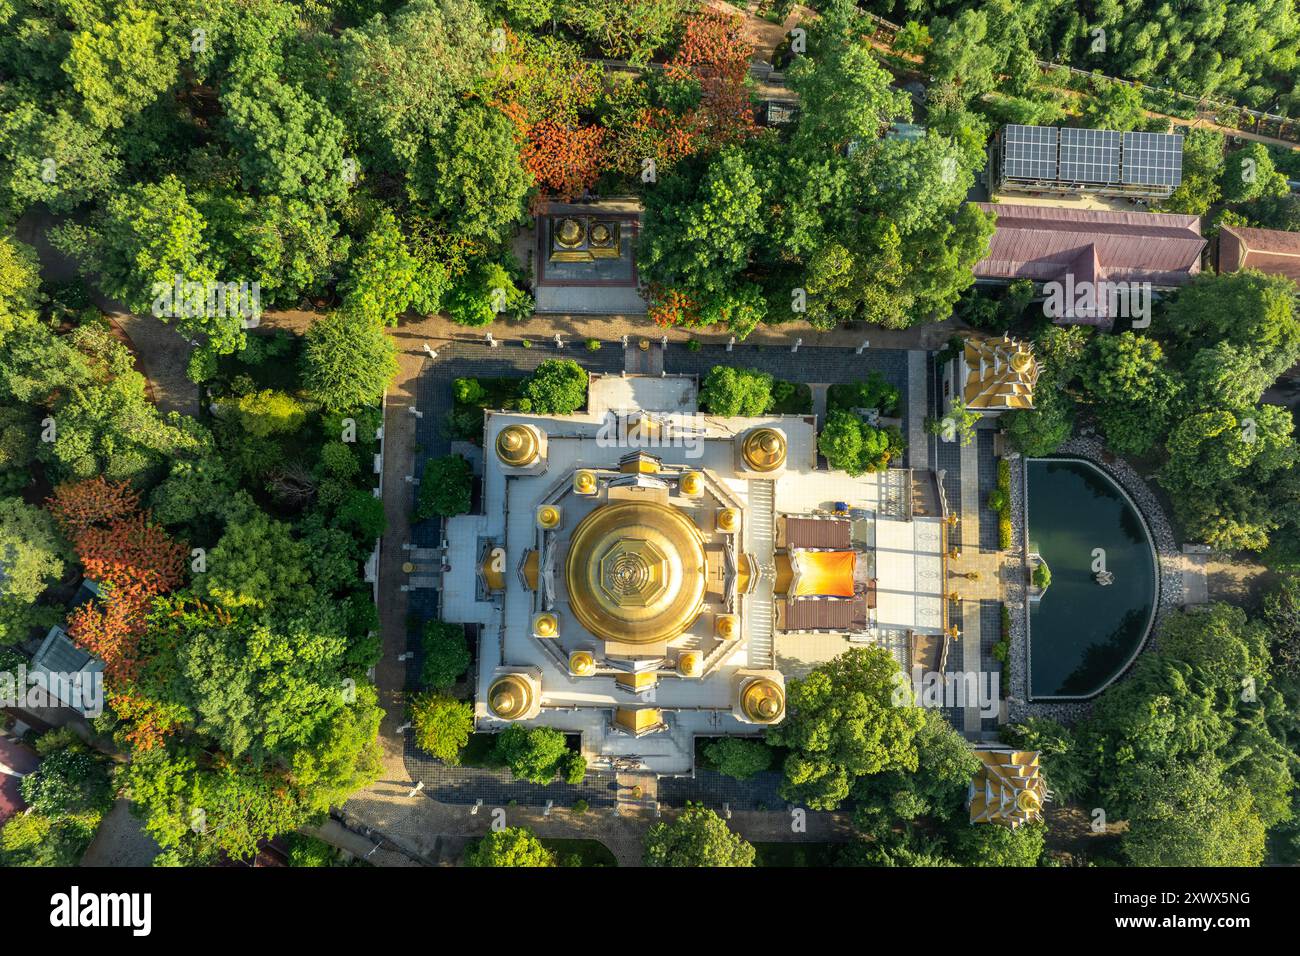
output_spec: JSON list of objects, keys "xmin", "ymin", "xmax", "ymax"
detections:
[
  {"xmin": 950, "ymin": 821, "xmax": 1045, "ymax": 867},
  {"xmin": 341, "ymin": 209, "xmax": 448, "ymax": 325},
  {"xmin": 302, "ymin": 311, "xmax": 398, "ymax": 413},
  {"xmin": 1080, "ymin": 333, "xmax": 1177, "ymax": 456},
  {"xmin": 64, "ymin": 2, "xmax": 182, "ymax": 130},
  {"xmin": 221, "ymin": 76, "xmax": 349, "ymax": 206},
  {"xmin": 1122, "ymin": 759, "xmax": 1266, "ymax": 867},
  {"xmin": 494, "ymin": 724, "xmax": 570, "ymax": 784},
  {"xmin": 463, "ymin": 826, "xmax": 556, "ymax": 867},
  {"xmin": 643, "ymin": 803, "xmax": 755, "ymax": 867},
  {"xmin": 196, "ymin": 508, "xmax": 312, "ymax": 609},
  {"xmin": 0, "ymin": 497, "xmax": 68, "ymax": 643},
  {"xmin": 1223, "ymin": 143, "xmax": 1290, "ymax": 205},
  {"xmin": 766, "ymin": 648, "xmax": 928, "ymax": 810},
  {"xmin": 410, "ymin": 693, "xmax": 473, "ymax": 764}
]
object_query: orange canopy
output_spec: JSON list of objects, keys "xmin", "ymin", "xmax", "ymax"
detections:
[{"xmin": 793, "ymin": 551, "xmax": 857, "ymax": 597}]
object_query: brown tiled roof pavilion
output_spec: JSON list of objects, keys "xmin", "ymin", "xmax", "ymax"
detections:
[
  {"xmin": 1217, "ymin": 224, "xmax": 1300, "ymax": 288},
  {"xmin": 973, "ymin": 203, "xmax": 1205, "ymax": 288}
]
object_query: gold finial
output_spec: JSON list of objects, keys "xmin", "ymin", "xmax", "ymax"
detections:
[
  {"xmin": 533, "ymin": 613, "xmax": 558, "ymax": 637},
  {"xmin": 715, "ymin": 614, "xmax": 738, "ymax": 639},
  {"xmin": 574, "ymin": 470, "xmax": 597, "ymax": 494},
  {"xmin": 717, "ymin": 508, "xmax": 740, "ymax": 533},
  {"xmin": 537, "ymin": 505, "xmax": 561, "ymax": 529},
  {"xmin": 679, "ymin": 471, "xmax": 703, "ymax": 496}
]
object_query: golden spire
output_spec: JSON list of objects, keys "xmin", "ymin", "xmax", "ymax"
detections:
[
  {"xmin": 533, "ymin": 612, "xmax": 558, "ymax": 638},
  {"xmin": 679, "ymin": 471, "xmax": 703, "ymax": 496},
  {"xmin": 573, "ymin": 470, "xmax": 597, "ymax": 495},
  {"xmin": 569, "ymin": 650, "xmax": 596, "ymax": 676},
  {"xmin": 740, "ymin": 677, "xmax": 785, "ymax": 723},
  {"xmin": 717, "ymin": 508, "xmax": 741, "ymax": 533},
  {"xmin": 537, "ymin": 504, "xmax": 561, "ymax": 529}
]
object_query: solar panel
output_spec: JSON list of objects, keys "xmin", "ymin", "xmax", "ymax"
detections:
[
  {"xmin": 1002, "ymin": 124, "xmax": 1058, "ymax": 180},
  {"xmin": 1122, "ymin": 131, "xmax": 1184, "ymax": 187},
  {"xmin": 1059, "ymin": 127, "xmax": 1122, "ymax": 184}
]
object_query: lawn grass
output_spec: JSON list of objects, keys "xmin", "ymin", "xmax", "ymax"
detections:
[
  {"xmin": 543, "ymin": 838, "xmax": 618, "ymax": 867},
  {"xmin": 752, "ymin": 842, "xmax": 843, "ymax": 867}
]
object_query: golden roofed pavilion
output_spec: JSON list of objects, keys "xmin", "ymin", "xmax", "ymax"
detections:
[
  {"xmin": 960, "ymin": 334, "xmax": 1039, "ymax": 413},
  {"xmin": 968, "ymin": 749, "xmax": 1048, "ymax": 828}
]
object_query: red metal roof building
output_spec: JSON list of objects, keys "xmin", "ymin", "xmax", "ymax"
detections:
[
  {"xmin": 0, "ymin": 736, "xmax": 40, "ymax": 826},
  {"xmin": 1217, "ymin": 224, "xmax": 1300, "ymax": 288},
  {"xmin": 973, "ymin": 203, "xmax": 1205, "ymax": 288}
]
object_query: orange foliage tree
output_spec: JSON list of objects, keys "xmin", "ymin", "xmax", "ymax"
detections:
[
  {"xmin": 518, "ymin": 120, "xmax": 607, "ymax": 201},
  {"xmin": 665, "ymin": 8, "xmax": 759, "ymax": 150},
  {"xmin": 47, "ymin": 476, "xmax": 141, "ymax": 538}
]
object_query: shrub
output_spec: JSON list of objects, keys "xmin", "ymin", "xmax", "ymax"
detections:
[
  {"xmin": 703, "ymin": 738, "xmax": 773, "ymax": 780},
  {"xmin": 415, "ymin": 455, "xmax": 473, "ymax": 520},
  {"xmin": 453, "ymin": 378, "xmax": 487, "ymax": 406},
  {"xmin": 286, "ymin": 833, "xmax": 336, "ymax": 867},
  {"xmin": 699, "ymin": 366, "xmax": 773, "ymax": 416},
  {"xmin": 1032, "ymin": 560, "xmax": 1051, "ymax": 590},
  {"xmin": 463, "ymin": 826, "xmax": 556, "ymax": 867},
  {"xmin": 572, "ymin": 798, "xmax": 589, "ymax": 814},
  {"xmin": 686, "ymin": 338, "xmax": 702, "ymax": 351},
  {"xmin": 320, "ymin": 442, "xmax": 360, "ymax": 479},
  {"xmin": 560, "ymin": 750, "xmax": 587, "ymax": 785},
  {"xmin": 186, "ymin": 347, "xmax": 218, "ymax": 384},
  {"xmin": 224, "ymin": 389, "xmax": 308, "ymax": 437},
  {"xmin": 519, "ymin": 359, "xmax": 587, "ymax": 414},
  {"xmin": 585, "ymin": 338, "xmax": 600, "ymax": 351},
  {"xmin": 421, "ymin": 620, "xmax": 471, "ymax": 690}
]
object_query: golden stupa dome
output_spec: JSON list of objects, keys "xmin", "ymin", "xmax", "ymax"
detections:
[
  {"xmin": 537, "ymin": 504, "xmax": 561, "ymax": 529},
  {"xmin": 574, "ymin": 470, "xmax": 597, "ymax": 494},
  {"xmin": 533, "ymin": 612, "xmax": 558, "ymax": 637},
  {"xmin": 569, "ymin": 650, "xmax": 596, "ymax": 676},
  {"xmin": 741, "ymin": 677, "xmax": 785, "ymax": 723},
  {"xmin": 564, "ymin": 500, "xmax": 706, "ymax": 646},
  {"xmin": 497, "ymin": 425, "xmax": 540, "ymax": 467},
  {"xmin": 678, "ymin": 651, "xmax": 703, "ymax": 678},
  {"xmin": 488, "ymin": 674, "xmax": 533, "ymax": 720},
  {"xmin": 679, "ymin": 471, "xmax": 703, "ymax": 496},
  {"xmin": 717, "ymin": 508, "xmax": 741, "ymax": 533},
  {"xmin": 557, "ymin": 218, "xmax": 583, "ymax": 246},
  {"xmin": 742, "ymin": 428, "xmax": 787, "ymax": 472}
]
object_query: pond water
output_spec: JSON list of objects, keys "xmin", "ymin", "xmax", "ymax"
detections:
[{"xmin": 1026, "ymin": 458, "xmax": 1157, "ymax": 699}]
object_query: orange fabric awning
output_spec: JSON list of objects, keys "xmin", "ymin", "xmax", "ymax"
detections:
[{"xmin": 793, "ymin": 551, "xmax": 857, "ymax": 597}]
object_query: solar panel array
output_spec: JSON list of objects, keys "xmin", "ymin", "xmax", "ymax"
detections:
[
  {"xmin": 1059, "ymin": 127, "xmax": 1122, "ymax": 184},
  {"xmin": 1122, "ymin": 131, "xmax": 1184, "ymax": 187},
  {"xmin": 1002, "ymin": 125, "xmax": 1058, "ymax": 181},
  {"xmin": 999, "ymin": 125, "xmax": 1184, "ymax": 191}
]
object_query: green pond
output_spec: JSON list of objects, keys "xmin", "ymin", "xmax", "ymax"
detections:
[{"xmin": 1026, "ymin": 458, "xmax": 1157, "ymax": 699}]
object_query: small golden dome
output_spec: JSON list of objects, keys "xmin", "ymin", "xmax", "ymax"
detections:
[
  {"xmin": 742, "ymin": 428, "xmax": 786, "ymax": 472},
  {"xmin": 717, "ymin": 508, "xmax": 741, "ymax": 533},
  {"xmin": 557, "ymin": 218, "xmax": 583, "ymax": 246},
  {"xmin": 537, "ymin": 505, "xmax": 561, "ymax": 529},
  {"xmin": 488, "ymin": 674, "xmax": 533, "ymax": 720},
  {"xmin": 569, "ymin": 650, "xmax": 596, "ymax": 676},
  {"xmin": 678, "ymin": 651, "xmax": 702, "ymax": 678},
  {"xmin": 715, "ymin": 614, "xmax": 738, "ymax": 639},
  {"xmin": 679, "ymin": 471, "xmax": 703, "ymax": 496},
  {"xmin": 741, "ymin": 677, "xmax": 785, "ymax": 723},
  {"xmin": 497, "ymin": 425, "xmax": 539, "ymax": 467},
  {"xmin": 590, "ymin": 222, "xmax": 611, "ymax": 244},
  {"xmin": 533, "ymin": 613, "xmax": 558, "ymax": 637},
  {"xmin": 574, "ymin": 470, "xmax": 597, "ymax": 494},
  {"xmin": 1017, "ymin": 789, "xmax": 1041, "ymax": 813}
]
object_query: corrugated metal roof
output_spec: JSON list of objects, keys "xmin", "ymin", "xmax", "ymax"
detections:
[
  {"xmin": 1218, "ymin": 225, "xmax": 1300, "ymax": 287},
  {"xmin": 973, "ymin": 203, "xmax": 1205, "ymax": 287}
]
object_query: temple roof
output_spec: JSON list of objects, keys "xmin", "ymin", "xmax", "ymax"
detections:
[
  {"xmin": 962, "ymin": 335, "xmax": 1038, "ymax": 411},
  {"xmin": 968, "ymin": 749, "xmax": 1047, "ymax": 827}
]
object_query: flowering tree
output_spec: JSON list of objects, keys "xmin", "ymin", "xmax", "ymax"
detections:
[{"xmin": 47, "ymin": 476, "xmax": 140, "ymax": 538}]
